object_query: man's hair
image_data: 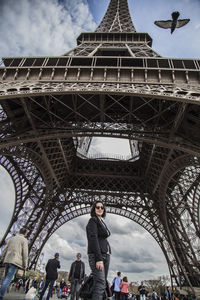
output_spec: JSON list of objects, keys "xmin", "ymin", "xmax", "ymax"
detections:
[
  {"xmin": 77, "ymin": 253, "xmax": 81, "ymax": 257},
  {"xmin": 55, "ymin": 252, "xmax": 59, "ymax": 258},
  {"xmin": 19, "ymin": 228, "xmax": 27, "ymax": 235},
  {"xmin": 90, "ymin": 201, "xmax": 106, "ymax": 218},
  {"xmin": 117, "ymin": 271, "xmax": 121, "ymax": 276}
]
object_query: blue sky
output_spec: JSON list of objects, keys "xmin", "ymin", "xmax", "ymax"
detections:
[
  {"xmin": 0, "ymin": 0, "xmax": 199, "ymax": 284},
  {"xmin": 0, "ymin": 0, "xmax": 199, "ymax": 59}
]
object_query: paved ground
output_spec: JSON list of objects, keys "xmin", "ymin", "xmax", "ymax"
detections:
[{"xmin": 2, "ymin": 290, "xmax": 59, "ymax": 299}]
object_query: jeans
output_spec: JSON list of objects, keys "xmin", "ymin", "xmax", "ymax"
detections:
[
  {"xmin": 0, "ymin": 263, "xmax": 18, "ymax": 299},
  {"xmin": 140, "ymin": 294, "xmax": 146, "ymax": 300},
  {"xmin": 121, "ymin": 293, "xmax": 129, "ymax": 300},
  {"xmin": 70, "ymin": 279, "xmax": 81, "ymax": 300},
  {"xmin": 114, "ymin": 291, "xmax": 121, "ymax": 300},
  {"xmin": 39, "ymin": 279, "xmax": 55, "ymax": 300},
  {"xmin": 88, "ymin": 253, "xmax": 110, "ymax": 300},
  {"xmin": 58, "ymin": 288, "xmax": 63, "ymax": 298}
]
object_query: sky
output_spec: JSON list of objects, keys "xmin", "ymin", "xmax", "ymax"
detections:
[{"xmin": 0, "ymin": 0, "xmax": 200, "ymax": 284}]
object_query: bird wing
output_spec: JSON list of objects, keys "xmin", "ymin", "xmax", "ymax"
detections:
[
  {"xmin": 176, "ymin": 19, "xmax": 190, "ymax": 28},
  {"xmin": 154, "ymin": 20, "xmax": 173, "ymax": 29}
]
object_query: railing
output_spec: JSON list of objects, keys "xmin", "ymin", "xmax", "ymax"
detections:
[{"xmin": 77, "ymin": 148, "xmax": 139, "ymax": 161}]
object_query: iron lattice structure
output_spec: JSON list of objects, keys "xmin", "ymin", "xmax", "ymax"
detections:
[{"xmin": 0, "ymin": 0, "xmax": 200, "ymax": 290}]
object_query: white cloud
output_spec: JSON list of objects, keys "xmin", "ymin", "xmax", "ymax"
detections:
[
  {"xmin": 0, "ymin": 0, "xmax": 96, "ymax": 58},
  {"xmin": 41, "ymin": 215, "xmax": 169, "ymax": 282},
  {"xmin": 89, "ymin": 137, "xmax": 131, "ymax": 157},
  {"xmin": 0, "ymin": 166, "xmax": 15, "ymax": 240}
]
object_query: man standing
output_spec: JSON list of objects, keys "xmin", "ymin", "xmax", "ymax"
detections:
[
  {"xmin": 58, "ymin": 278, "xmax": 67, "ymax": 298},
  {"xmin": 112, "ymin": 271, "xmax": 122, "ymax": 300},
  {"xmin": 39, "ymin": 252, "xmax": 61, "ymax": 300},
  {"xmin": 138, "ymin": 281, "xmax": 147, "ymax": 300},
  {"xmin": 69, "ymin": 253, "xmax": 85, "ymax": 300},
  {"xmin": 0, "ymin": 227, "xmax": 29, "ymax": 300}
]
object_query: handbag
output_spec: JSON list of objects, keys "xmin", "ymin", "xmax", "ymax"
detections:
[
  {"xmin": 106, "ymin": 280, "xmax": 112, "ymax": 297},
  {"xmin": 79, "ymin": 275, "xmax": 112, "ymax": 299},
  {"xmin": 16, "ymin": 268, "xmax": 26, "ymax": 278},
  {"xmin": 110, "ymin": 277, "xmax": 116, "ymax": 295},
  {"xmin": 79, "ymin": 275, "xmax": 94, "ymax": 299}
]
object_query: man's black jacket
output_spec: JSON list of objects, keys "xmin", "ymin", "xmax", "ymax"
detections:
[
  {"xmin": 86, "ymin": 216, "xmax": 111, "ymax": 262},
  {"xmin": 46, "ymin": 258, "xmax": 60, "ymax": 280},
  {"xmin": 69, "ymin": 260, "xmax": 85, "ymax": 283}
]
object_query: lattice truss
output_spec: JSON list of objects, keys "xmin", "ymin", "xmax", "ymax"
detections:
[
  {"xmin": 0, "ymin": 0, "xmax": 200, "ymax": 290},
  {"xmin": 65, "ymin": 42, "xmax": 160, "ymax": 57},
  {"xmin": 95, "ymin": 0, "xmax": 136, "ymax": 33}
]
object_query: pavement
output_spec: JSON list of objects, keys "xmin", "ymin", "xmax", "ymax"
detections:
[{"xmin": 2, "ymin": 290, "xmax": 59, "ymax": 300}]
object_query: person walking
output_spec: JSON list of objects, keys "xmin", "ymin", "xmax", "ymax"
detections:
[
  {"xmin": 112, "ymin": 272, "xmax": 122, "ymax": 300},
  {"xmin": 165, "ymin": 287, "xmax": 172, "ymax": 300},
  {"xmin": 38, "ymin": 277, "xmax": 45, "ymax": 296},
  {"xmin": 69, "ymin": 253, "xmax": 85, "ymax": 300},
  {"xmin": 0, "ymin": 227, "xmax": 29, "ymax": 300},
  {"xmin": 58, "ymin": 278, "xmax": 67, "ymax": 299},
  {"xmin": 39, "ymin": 252, "xmax": 60, "ymax": 300},
  {"xmin": 152, "ymin": 290, "xmax": 158, "ymax": 300},
  {"xmin": 86, "ymin": 200, "xmax": 111, "ymax": 300},
  {"xmin": 120, "ymin": 276, "xmax": 129, "ymax": 300},
  {"xmin": 138, "ymin": 281, "xmax": 146, "ymax": 300},
  {"xmin": 25, "ymin": 278, "xmax": 31, "ymax": 294}
]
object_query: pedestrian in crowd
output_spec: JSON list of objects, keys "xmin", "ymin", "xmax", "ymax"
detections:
[
  {"xmin": 86, "ymin": 200, "xmax": 111, "ymax": 300},
  {"xmin": 69, "ymin": 253, "xmax": 85, "ymax": 300},
  {"xmin": 24, "ymin": 282, "xmax": 38, "ymax": 300},
  {"xmin": 38, "ymin": 277, "xmax": 45, "ymax": 296},
  {"xmin": 138, "ymin": 281, "xmax": 147, "ymax": 300},
  {"xmin": 58, "ymin": 278, "xmax": 67, "ymax": 298},
  {"xmin": 152, "ymin": 290, "xmax": 158, "ymax": 300},
  {"xmin": 112, "ymin": 271, "xmax": 122, "ymax": 300},
  {"xmin": 14, "ymin": 282, "xmax": 19, "ymax": 292},
  {"xmin": 120, "ymin": 276, "xmax": 129, "ymax": 300},
  {"xmin": 25, "ymin": 278, "xmax": 31, "ymax": 294},
  {"xmin": 0, "ymin": 227, "xmax": 29, "ymax": 300},
  {"xmin": 39, "ymin": 252, "xmax": 61, "ymax": 300},
  {"xmin": 31, "ymin": 277, "xmax": 38, "ymax": 288},
  {"xmin": 17, "ymin": 278, "xmax": 23, "ymax": 291},
  {"xmin": 165, "ymin": 287, "xmax": 172, "ymax": 300}
]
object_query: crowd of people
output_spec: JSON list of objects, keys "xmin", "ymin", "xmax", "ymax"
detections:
[{"xmin": 0, "ymin": 201, "xmax": 196, "ymax": 300}]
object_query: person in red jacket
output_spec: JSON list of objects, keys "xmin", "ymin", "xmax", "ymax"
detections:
[{"xmin": 120, "ymin": 276, "xmax": 129, "ymax": 300}]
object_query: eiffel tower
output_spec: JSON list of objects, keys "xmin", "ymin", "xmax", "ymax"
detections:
[{"xmin": 0, "ymin": 0, "xmax": 200, "ymax": 291}]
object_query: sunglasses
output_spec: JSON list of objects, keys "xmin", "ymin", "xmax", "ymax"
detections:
[{"xmin": 95, "ymin": 206, "xmax": 104, "ymax": 210}]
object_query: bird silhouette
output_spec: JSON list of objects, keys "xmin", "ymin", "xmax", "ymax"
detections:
[{"xmin": 154, "ymin": 11, "xmax": 190, "ymax": 34}]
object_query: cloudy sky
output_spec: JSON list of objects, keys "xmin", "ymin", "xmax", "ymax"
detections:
[{"xmin": 0, "ymin": 0, "xmax": 200, "ymax": 284}]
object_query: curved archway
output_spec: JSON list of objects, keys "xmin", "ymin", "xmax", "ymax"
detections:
[
  {"xmin": 36, "ymin": 214, "xmax": 170, "ymax": 283},
  {"xmin": 0, "ymin": 153, "xmax": 49, "ymax": 248},
  {"xmin": 0, "ymin": 165, "xmax": 15, "ymax": 241}
]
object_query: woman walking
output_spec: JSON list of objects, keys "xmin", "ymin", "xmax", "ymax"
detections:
[
  {"xmin": 86, "ymin": 201, "xmax": 111, "ymax": 300},
  {"xmin": 120, "ymin": 276, "xmax": 129, "ymax": 300}
]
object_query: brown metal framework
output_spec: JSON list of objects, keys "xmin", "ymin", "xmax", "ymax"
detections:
[{"xmin": 0, "ymin": 0, "xmax": 200, "ymax": 290}]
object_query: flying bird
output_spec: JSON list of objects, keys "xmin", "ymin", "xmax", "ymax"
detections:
[{"xmin": 154, "ymin": 11, "xmax": 190, "ymax": 34}]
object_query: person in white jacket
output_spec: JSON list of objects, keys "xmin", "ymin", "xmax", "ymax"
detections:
[{"xmin": 0, "ymin": 227, "xmax": 29, "ymax": 300}]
